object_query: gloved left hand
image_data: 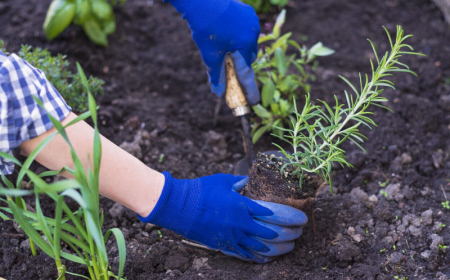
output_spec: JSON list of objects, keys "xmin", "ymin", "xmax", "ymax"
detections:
[
  {"xmin": 164, "ymin": 0, "xmax": 261, "ymax": 105},
  {"xmin": 138, "ymin": 172, "xmax": 307, "ymax": 263}
]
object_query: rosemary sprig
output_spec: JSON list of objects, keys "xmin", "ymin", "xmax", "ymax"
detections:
[{"xmin": 272, "ymin": 26, "xmax": 425, "ymax": 194}]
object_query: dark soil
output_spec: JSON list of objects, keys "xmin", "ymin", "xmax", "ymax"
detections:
[
  {"xmin": 1, "ymin": 0, "xmax": 450, "ymax": 279},
  {"xmin": 246, "ymin": 152, "xmax": 324, "ymax": 209}
]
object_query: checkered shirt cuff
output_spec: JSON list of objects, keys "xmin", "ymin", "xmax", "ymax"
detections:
[{"xmin": 0, "ymin": 50, "xmax": 72, "ymax": 175}]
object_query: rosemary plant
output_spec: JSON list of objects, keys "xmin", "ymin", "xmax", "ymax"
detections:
[
  {"xmin": 0, "ymin": 64, "xmax": 126, "ymax": 279},
  {"xmin": 273, "ymin": 26, "xmax": 424, "ymax": 194}
]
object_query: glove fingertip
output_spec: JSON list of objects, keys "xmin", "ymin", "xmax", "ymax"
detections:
[
  {"xmin": 208, "ymin": 54, "xmax": 227, "ymax": 98},
  {"xmin": 210, "ymin": 82, "xmax": 226, "ymax": 98},
  {"xmin": 253, "ymin": 200, "xmax": 308, "ymax": 226},
  {"xmin": 232, "ymin": 176, "xmax": 248, "ymax": 192}
]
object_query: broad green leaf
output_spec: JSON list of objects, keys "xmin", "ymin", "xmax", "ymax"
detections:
[
  {"xmin": 43, "ymin": 0, "xmax": 76, "ymax": 40},
  {"xmin": 253, "ymin": 104, "xmax": 272, "ymax": 119},
  {"xmin": 258, "ymin": 34, "xmax": 276, "ymax": 44},
  {"xmin": 274, "ymin": 48, "xmax": 287, "ymax": 77},
  {"xmin": 261, "ymin": 79, "xmax": 275, "ymax": 108},
  {"xmin": 309, "ymin": 42, "xmax": 335, "ymax": 57},
  {"xmin": 103, "ymin": 14, "xmax": 116, "ymax": 35},
  {"xmin": 82, "ymin": 16, "xmax": 108, "ymax": 46},
  {"xmin": 270, "ymin": 0, "xmax": 289, "ymax": 6},
  {"xmin": 288, "ymin": 40, "xmax": 301, "ymax": 50},
  {"xmin": 74, "ymin": 0, "xmax": 90, "ymax": 25},
  {"xmin": 271, "ymin": 33, "xmax": 292, "ymax": 53},
  {"xmin": 273, "ymin": 90, "xmax": 281, "ymax": 103},
  {"xmin": 270, "ymin": 103, "xmax": 280, "ymax": 115},
  {"xmin": 91, "ymin": 0, "xmax": 113, "ymax": 21},
  {"xmin": 279, "ymin": 99, "xmax": 291, "ymax": 115}
]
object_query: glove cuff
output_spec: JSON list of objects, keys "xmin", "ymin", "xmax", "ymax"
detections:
[
  {"xmin": 138, "ymin": 171, "xmax": 202, "ymax": 236},
  {"xmin": 164, "ymin": 0, "xmax": 231, "ymax": 32}
]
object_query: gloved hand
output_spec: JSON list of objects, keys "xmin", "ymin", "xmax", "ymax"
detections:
[
  {"xmin": 164, "ymin": 0, "xmax": 261, "ymax": 105},
  {"xmin": 138, "ymin": 172, "xmax": 307, "ymax": 263}
]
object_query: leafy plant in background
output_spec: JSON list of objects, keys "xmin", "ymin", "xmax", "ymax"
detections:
[
  {"xmin": 0, "ymin": 41, "xmax": 104, "ymax": 113},
  {"xmin": 241, "ymin": 0, "xmax": 289, "ymax": 13},
  {"xmin": 0, "ymin": 65, "xmax": 126, "ymax": 280},
  {"xmin": 43, "ymin": 0, "xmax": 127, "ymax": 46},
  {"xmin": 273, "ymin": 26, "xmax": 424, "ymax": 193},
  {"xmin": 251, "ymin": 10, "xmax": 334, "ymax": 143}
]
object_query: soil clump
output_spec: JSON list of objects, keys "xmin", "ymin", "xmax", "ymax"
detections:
[{"xmin": 246, "ymin": 153, "xmax": 326, "ymax": 210}]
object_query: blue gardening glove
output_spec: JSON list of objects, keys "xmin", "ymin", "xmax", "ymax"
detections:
[
  {"xmin": 164, "ymin": 0, "xmax": 261, "ymax": 105},
  {"xmin": 138, "ymin": 172, "xmax": 307, "ymax": 263}
]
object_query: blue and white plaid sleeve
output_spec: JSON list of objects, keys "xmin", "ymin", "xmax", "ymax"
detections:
[{"xmin": 0, "ymin": 50, "xmax": 72, "ymax": 175}]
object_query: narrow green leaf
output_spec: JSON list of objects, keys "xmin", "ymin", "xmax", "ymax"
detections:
[
  {"xmin": 7, "ymin": 199, "xmax": 55, "ymax": 257},
  {"xmin": 273, "ymin": 9, "xmax": 286, "ymax": 38},
  {"xmin": 105, "ymin": 228, "xmax": 126, "ymax": 279},
  {"xmin": 339, "ymin": 76, "xmax": 360, "ymax": 96},
  {"xmin": 252, "ymin": 125, "xmax": 269, "ymax": 144}
]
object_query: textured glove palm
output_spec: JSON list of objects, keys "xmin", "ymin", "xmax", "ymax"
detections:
[
  {"xmin": 138, "ymin": 172, "xmax": 307, "ymax": 263},
  {"xmin": 164, "ymin": 0, "xmax": 261, "ymax": 104}
]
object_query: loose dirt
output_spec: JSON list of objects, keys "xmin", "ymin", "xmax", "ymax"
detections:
[{"xmin": 1, "ymin": 0, "xmax": 450, "ymax": 279}]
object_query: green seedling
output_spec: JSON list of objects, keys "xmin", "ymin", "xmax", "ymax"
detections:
[
  {"xmin": 380, "ymin": 191, "xmax": 388, "ymax": 198},
  {"xmin": 241, "ymin": 0, "xmax": 289, "ymax": 13},
  {"xmin": 251, "ymin": 10, "xmax": 334, "ymax": 143},
  {"xmin": 395, "ymin": 215, "xmax": 398, "ymax": 221},
  {"xmin": 439, "ymin": 244, "xmax": 448, "ymax": 252},
  {"xmin": 158, "ymin": 154, "xmax": 164, "ymax": 163},
  {"xmin": 394, "ymin": 276, "xmax": 408, "ymax": 280},
  {"xmin": 158, "ymin": 230, "xmax": 163, "ymax": 238},
  {"xmin": 0, "ymin": 64, "xmax": 126, "ymax": 279},
  {"xmin": 272, "ymin": 26, "xmax": 424, "ymax": 192},
  {"xmin": 322, "ymin": 267, "xmax": 327, "ymax": 270},
  {"xmin": 393, "ymin": 245, "xmax": 396, "ymax": 250},
  {"xmin": 379, "ymin": 179, "xmax": 390, "ymax": 187},
  {"xmin": 439, "ymin": 223, "xmax": 446, "ymax": 227},
  {"xmin": 0, "ymin": 42, "xmax": 104, "ymax": 113},
  {"xmin": 442, "ymin": 201, "xmax": 450, "ymax": 209},
  {"xmin": 380, "ymin": 248, "xmax": 386, "ymax": 252},
  {"xmin": 43, "ymin": 0, "xmax": 127, "ymax": 46}
]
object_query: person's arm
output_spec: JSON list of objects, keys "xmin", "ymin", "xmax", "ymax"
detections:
[
  {"xmin": 19, "ymin": 112, "xmax": 165, "ymax": 217},
  {"xmin": 0, "ymin": 50, "xmax": 307, "ymax": 264}
]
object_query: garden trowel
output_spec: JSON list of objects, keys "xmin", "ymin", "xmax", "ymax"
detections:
[
  {"xmin": 225, "ymin": 54, "xmax": 285, "ymax": 176},
  {"xmin": 224, "ymin": 54, "xmax": 255, "ymax": 175}
]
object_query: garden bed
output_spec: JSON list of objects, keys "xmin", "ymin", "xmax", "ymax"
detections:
[{"xmin": 1, "ymin": 0, "xmax": 450, "ymax": 279}]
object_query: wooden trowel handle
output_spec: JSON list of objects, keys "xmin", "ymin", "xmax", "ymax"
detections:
[{"xmin": 225, "ymin": 54, "xmax": 250, "ymax": 116}]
